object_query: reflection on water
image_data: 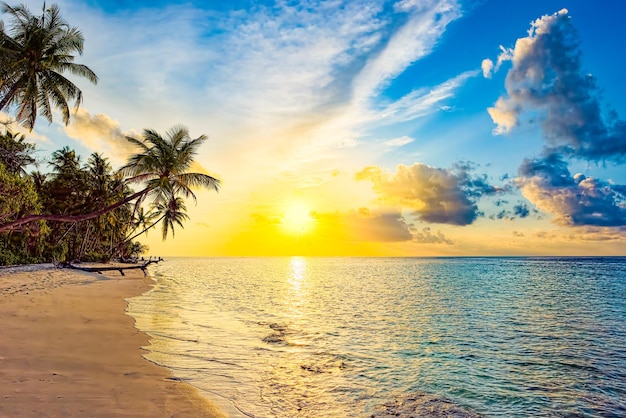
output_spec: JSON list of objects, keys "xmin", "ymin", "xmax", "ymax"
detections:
[{"xmin": 128, "ymin": 257, "xmax": 626, "ymax": 417}]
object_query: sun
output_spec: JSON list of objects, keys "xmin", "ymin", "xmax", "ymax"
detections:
[{"xmin": 281, "ymin": 203, "xmax": 315, "ymax": 235}]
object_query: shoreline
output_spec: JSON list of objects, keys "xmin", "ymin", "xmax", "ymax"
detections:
[{"xmin": 0, "ymin": 264, "xmax": 225, "ymax": 417}]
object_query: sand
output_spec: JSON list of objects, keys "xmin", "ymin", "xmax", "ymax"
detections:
[{"xmin": 0, "ymin": 264, "xmax": 226, "ymax": 418}]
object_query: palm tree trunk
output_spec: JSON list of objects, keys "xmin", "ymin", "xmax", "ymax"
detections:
[{"xmin": 0, "ymin": 186, "xmax": 151, "ymax": 233}]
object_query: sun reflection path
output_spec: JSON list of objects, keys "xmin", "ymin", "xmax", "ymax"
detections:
[{"xmin": 287, "ymin": 256, "xmax": 307, "ymax": 319}]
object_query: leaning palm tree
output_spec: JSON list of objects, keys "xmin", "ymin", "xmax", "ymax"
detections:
[
  {"xmin": 0, "ymin": 2, "xmax": 98, "ymax": 130},
  {"xmin": 0, "ymin": 125, "xmax": 220, "ymax": 233}
]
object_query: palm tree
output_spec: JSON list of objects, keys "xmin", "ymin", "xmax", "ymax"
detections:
[
  {"xmin": 0, "ymin": 2, "xmax": 98, "ymax": 130},
  {"xmin": 0, "ymin": 129, "xmax": 35, "ymax": 175},
  {"xmin": 0, "ymin": 125, "xmax": 220, "ymax": 233},
  {"xmin": 123, "ymin": 196, "xmax": 188, "ymax": 244},
  {"xmin": 156, "ymin": 196, "xmax": 189, "ymax": 240},
  {"xmin": 120, "ymin": 125, "xmax": 220, "ymax": 206}
]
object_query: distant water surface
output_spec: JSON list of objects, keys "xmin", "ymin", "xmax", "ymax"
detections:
[{"xmin": 128, "ymin": 257, "xmax": 626, "ymax": 417}]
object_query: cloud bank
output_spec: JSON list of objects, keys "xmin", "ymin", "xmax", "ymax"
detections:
[{"xmin": 486, "ymin": 8, "xmax": 626, "ymax": 227}]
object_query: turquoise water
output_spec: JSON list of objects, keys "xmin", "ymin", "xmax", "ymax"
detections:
[{"xmin": 127, "ymin": 257, "xmax": 626, "ymax": 417}]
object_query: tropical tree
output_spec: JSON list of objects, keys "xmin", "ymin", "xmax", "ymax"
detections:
[
  {"xmin": 0, "ymin": 161, "xmax": 43, "ymax": 264},
  {"xmin": 123, "ymin": 195, "xmax": 189, "ymax": 244},
  {"xmin": 120, "ymin": 125, "xmax": 220, "ymax": 206},
  {"xmin": 0, "ymin": 128, "xmax": 35, "ymax": 175},
  {"xmin": 0, "ymin": 2, "xmax": 98, "ymax": 130},
  {"xmin": 0, "ymin": 125, "xmax": 221, "ymax": 233},
  {"xmin": 155, "ymin": 196, "xmax": 189, "ymax": 240}
]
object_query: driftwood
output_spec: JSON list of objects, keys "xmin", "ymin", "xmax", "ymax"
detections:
[{"xmin": 60, "ymin": 258, "xmax": 163, "ymax": 277}]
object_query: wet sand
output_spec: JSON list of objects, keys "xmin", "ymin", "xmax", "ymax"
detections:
[{"xmin": 0, "ymin": 265, "xmax": 226, "ymax": 417}]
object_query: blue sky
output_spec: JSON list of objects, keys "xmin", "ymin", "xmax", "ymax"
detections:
[{"xmin": 3, "ymin": 0, "xmax": 626, "ymax": 255}]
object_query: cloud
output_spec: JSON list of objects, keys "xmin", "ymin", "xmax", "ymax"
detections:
[
  {"xmin": 513, "ymin": 203, "xmax": 530, "ymax": 218},
  {"xmin": 485, "ymin": 8, "xmax": 626, "ymax": 228},
  {"xmin": 352, "ymin": 0, "xmax": 461, "ymax": 104},
  {"xmin": 563, "ymin": 226, "xmax": 626, "ymax": 242},
  {"xmin": 0, "ymin": 112, "xmax": 49, "ymax": 143},
  {"xmin": 486, "ymin": 8, "xmax": 626, "ymax": 162},
  {"xmin": 488, "ymin": 201, "xmax": 533, "ymax": 220},
  {"xmin": 481, "ymin": 58, "xmax": 493, "ymax": 78},
  {"xmin": 517, "ymin": 155, "xmax": 626, "ymax": 226},
  {"xmin": 312, "ymin": 208, "xmax": 413, "ymax": 242},
  {"xmin": 355, "ymin": 162, "xmax": 501, "ymax": 225},
  {"xmin": 63, "ymin": 109, "xmax": 137, "ymax": 165},
  {"xmin": 413, "ymin": 227, "xmax": 453, "ymax": 244},
  {"xmin": 383, "ymin": 135, "xmax": 414, "ymax": 147},
  {"xmin": 530, "ymin": 226, "xmax": 626, "ymax": 242},
  {"xmin": 376, "ymin": 70, "xmax": 479, "ymax": 123}
]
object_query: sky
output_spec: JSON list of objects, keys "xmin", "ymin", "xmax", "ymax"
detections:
[{"xmin": 3, "ymin": 0, "xmax": 626, "ymax": 256}]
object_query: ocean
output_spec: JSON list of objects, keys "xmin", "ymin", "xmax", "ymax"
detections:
[{"xmin": 127, "ymin": 257, "xmax": 626, "ymax": 417}]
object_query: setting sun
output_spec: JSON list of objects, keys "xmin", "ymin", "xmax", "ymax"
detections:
[{"xmin": 281, "ymin": 203, "xmax": 315, "ymax": 235}]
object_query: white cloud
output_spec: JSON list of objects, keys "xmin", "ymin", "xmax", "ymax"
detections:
[
  {"xmin": 352, "ymin": 0, "xmax": 461, "ymax": 104},
  {"xmin": 63, "ymin": 108, "xmax": 137, "ymax": 165},
  {"xmin": 377, "ymin": 70, "xmax": 478, "ymax": 123},
  {"xmin": 384, "ymin": 136, "xmax": 414, "ymax": 147},
  {"xmin": 481, "ymin": 58, "xmax": 493, "ymax": 78}
]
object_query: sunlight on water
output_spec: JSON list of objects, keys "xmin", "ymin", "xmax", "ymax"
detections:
[{"xmin": 128, "ymin": 257, "xmax": 626, "ymax": 417}]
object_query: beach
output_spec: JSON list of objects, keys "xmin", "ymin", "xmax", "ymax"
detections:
[{"xmin": 0, "ymin": 264, "xmax": 225, "ymax": 418}]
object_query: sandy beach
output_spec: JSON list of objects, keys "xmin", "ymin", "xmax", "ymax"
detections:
[{"xmin": 0, "ymin": 264, "xmax": 225, "ymax": 417}]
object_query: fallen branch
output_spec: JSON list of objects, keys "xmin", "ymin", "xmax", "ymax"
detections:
[{"xmin": 60, "ymin": 258, "xmax": 162, "ymax": 277}]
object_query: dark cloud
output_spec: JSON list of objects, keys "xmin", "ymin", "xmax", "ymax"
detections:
[
  {"xmin": 513, "ymin": 203, "xmax": 530, "ymax": 218},
  {"xmin": 356, "ymin": 162, "xmax": 502, "ymax": 226},
  {"xmin": 413, "ymin": 227, "xmax": 453, "ymax": 245},
  {"xmin": 490, "ymin": 210, "xmax": 508, "ymax": 220},
  {"xmin": 488, "ymin": 9, "xmax": 626, "ymax": 163},
  {"xmin": 488, "ymin": 201, "xmax": 534, "ymax": 221},
  {"xmin": 517, "ymin": 155, "xmax": 626, "ymax": 226}
]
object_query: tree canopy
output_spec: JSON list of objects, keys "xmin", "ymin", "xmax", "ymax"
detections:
[{"xmin": 0, "ymin": 2, "xmax": 98, "ymax": 129}]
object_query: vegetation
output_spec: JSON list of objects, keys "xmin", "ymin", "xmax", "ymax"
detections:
[
  {"xmin": 0, "ymin": 126, "xmax": 220, "ymax": 265},
  {"xmin": 0, "ymin": 3, "xmax": 221, "ymax": 265},
  {"xmin": 0, "ymin": 2, "xmax": 98, "ymax": 129}
]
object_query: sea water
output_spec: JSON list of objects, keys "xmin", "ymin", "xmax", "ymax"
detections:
[{"xmin": 127, "ymin": 257, "xmax": 626, "ymax": 417}]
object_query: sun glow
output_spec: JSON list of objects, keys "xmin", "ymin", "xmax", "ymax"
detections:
[{"xmin": 281, "ymin": 203, "xmax": 315, "ymax": 235}]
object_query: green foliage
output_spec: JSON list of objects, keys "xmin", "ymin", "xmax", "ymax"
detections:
[
  {"xmin": 0, "ymin": 161, "xmax": 40, "ymax": 222},
  {"xmin": 0, "ymin": 240, "xmax": 37, "ymax": 265},
  {"xmin": 0, "ymin": 126, "xmax": 219, "ymax": 265},
  {"xmin": 128, "ymin": 241, "xmax": 148, "ymax": 258},
  {"xmin": 0, "ymin": 2, "xmax": 98, "ymax": 129},
  {"xmin": 0, "ymin": 130, "xmax": 36, "ymax": 175}
]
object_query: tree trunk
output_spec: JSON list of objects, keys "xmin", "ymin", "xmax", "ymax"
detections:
[{"xmin": 0, "ymin": 187, "xmax": 151, "ymax": 233}]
